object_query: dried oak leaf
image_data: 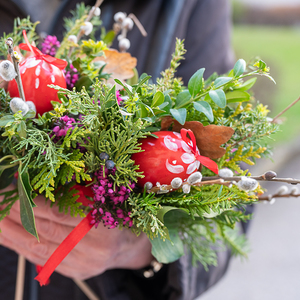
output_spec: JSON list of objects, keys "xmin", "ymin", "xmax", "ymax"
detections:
[
  {"xmin": 93, "ymin": 49, "xmax": 137, "ymax": 88},
  {"xmin": 161, "ymin": 117, "xmax": 234, "ymax": 159}
]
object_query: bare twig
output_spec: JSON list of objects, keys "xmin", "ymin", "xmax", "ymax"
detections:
[{"xmin": 272, "ymin": 95, "xmax": 300, "ymax": 124}]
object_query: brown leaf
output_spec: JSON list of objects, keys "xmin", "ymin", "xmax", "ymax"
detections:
[
  {"xmin": 160, "ymin": 116, "xmax": 174, "ymax": 130},
  {"xmin": 94, "ymin": 49, "xmax": 137, "ymax": 89},
  {"xmin": 160, "ymin": 117, "xmax": 234, "ymax": 159},
  {"xmin": 0, "ymin": 78, "xmax": 8, "ymax": 90}
]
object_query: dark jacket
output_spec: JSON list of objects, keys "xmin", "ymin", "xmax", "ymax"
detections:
[{"xmin": 0, "ymin": 0, "xmax": 236, "ymax": 299}]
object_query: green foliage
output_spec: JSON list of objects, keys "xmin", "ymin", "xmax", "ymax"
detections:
[
  {"xmin": 219, "ymin": 225, "xmax": 249, "ymax": 257},
  {"xmin": 0, "ymin": 17, "xmax": 39, "ymax": 58},
  {"xmin": 63, "ymin": 2, "xmax": 101, "ymax": 35},
  {"xmin": 129, "ymin": 181, "xmax": 256, "ymax": 264},
  {"xmin": 181, "ymin": 223, "xmax": 219, "ymax": 270},
  {"xmin": 128, "ymin": 193, "xmax": 167, "ymax": 239},
  {"xmin": 219, "ymin": 102, "xmax": 278, "ymax": 173},
  {"xmin": 56, "ymin": 2, "xmax": 106, "ymax": 86},
  {"xmin": 120, "ymin": 42, "xmax": 276, "ymax": 132},
  {"xmin": 157, "ymin": 38, "xmax": 186, "ymax": 96}
]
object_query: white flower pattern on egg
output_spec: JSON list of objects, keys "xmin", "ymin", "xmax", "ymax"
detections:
[{"xmin": 163, "ymin": 132, "xmax": 201, "ymax": 175}]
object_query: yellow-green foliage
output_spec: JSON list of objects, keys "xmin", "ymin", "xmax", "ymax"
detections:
[{"xmin": 222, "ymin": 145, "xmax": 267, "ymax": 174}]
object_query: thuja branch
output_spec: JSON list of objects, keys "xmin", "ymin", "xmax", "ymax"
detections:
[{"xmin": 203, "ymin": 171, "xmax": 300, "ymax": 185}]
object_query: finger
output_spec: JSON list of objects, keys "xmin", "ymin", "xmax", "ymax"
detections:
[
  {"xmin": 9, "ymin": 195, "xmax": 84, "ymax": 227},
  {"xmin": 0, "ymin": 217, "xmax": 89, "ymax": 272},
  {"xmin": 0, "ymin": 217, "xmax": 51, "ymax": 262},
  {"xmin": 33, "ymin": 198, "xmax": 85, "ymax": 226}
]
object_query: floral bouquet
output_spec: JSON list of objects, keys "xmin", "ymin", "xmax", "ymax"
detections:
[{"xmin": 0, "ymin": 1, "xmax": 299, "ymax": 289}]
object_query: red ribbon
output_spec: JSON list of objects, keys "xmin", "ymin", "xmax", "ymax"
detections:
[
  {"xmin": 20, "ymin": 30, "xmax": 67, "ymax": 70},
  {"xmin": 180, "ymin": 128, "xmax": 219, "ymax": 174},
  {"xmin": 35, "ymin": 185, "xmax": 94, "ymax": 286}
]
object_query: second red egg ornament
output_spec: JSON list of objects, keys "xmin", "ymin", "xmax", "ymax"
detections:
[{"xmin": 132, "ymin": 129, "xmax": 218, "ymax": 188}]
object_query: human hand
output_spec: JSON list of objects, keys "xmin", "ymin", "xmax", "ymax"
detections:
[{"xmin": 0, "ymin": 184, "xmax": 153, "ymax": 280}]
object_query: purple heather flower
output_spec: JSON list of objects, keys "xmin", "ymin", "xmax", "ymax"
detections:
[
  {"xmin": 64, "ymin": 64, "xmax": 79, "ymax": 90},
  {"xmin": 41, "ymin": 35, "xmax": 60, "ymax": 56},
  {"xmin": 89, "ymin": 166, "xmax": 134, "ymax": 229},
  {"xmin": 116, "ymin": 90, "xmax": 122, "ymax": 105},
  {"xmin": 52, "ymin": 115, "xmax": 76, "ymax": 137}
]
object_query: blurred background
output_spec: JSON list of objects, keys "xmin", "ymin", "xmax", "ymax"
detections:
[{"xmin": 198, "ymin": 0, "xmax": 300, "ymax": 299}]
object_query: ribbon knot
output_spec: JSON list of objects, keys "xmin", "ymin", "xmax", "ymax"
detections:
[
  {"xmin": 180, "ymin": 128, "xmax": 219, "ymax": 174},
  {"xmin": 19, "ymin": 30, "xmax": 68, "ymax": 70}
]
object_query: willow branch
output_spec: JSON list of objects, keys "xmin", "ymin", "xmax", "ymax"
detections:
[
  {"xmin": 128, "ymin": 13, "xmax": 147, "ymax": 36},
  {"xmin": 258, "ymin": 193, "xmax": 300, "ymax": 201},
  {"xmin": 271, "ymin": 95, "xmax": 300, "ymax": 124},
  {"xmin": 76, "ymin": 0, "xmax": 104, "ymax": 42},
  {"xmin": 5, "ymin": 38, "xmax": 26, "ymax": 101},
  {"xmin": 148, "ymin": 179, "xmax": 231, "ymax": 194},
  {"xmin": 203, "ymin": 171, "xmax": 300, "ymax": 185}
]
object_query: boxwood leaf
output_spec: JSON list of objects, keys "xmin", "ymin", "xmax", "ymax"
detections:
[
  {"xmin": 188, "ymin": 68, "xmax": 205, "ymax": 97},
  {"xmin": 74, "ymin": 75, "xmax": 93, "ymax": 91},
  {"xmin": 233, "ymin": 59, "xmax": 246, "ymax": 77},
  {"xmin": 17, "ymin": 121, "xmax": 27, "ymax": 138},
  {"xmin": 193, "ymin": 101, "xmax": 214, "ymax": 122},
  {"xmin": 170, "ymin": 108, "xmax": 186, "ymax": 125},
  {"xmin": 151, "ymin": 91, "xmax": 164, "ymax": 107},
  {"xmin": 209, "ymin": 89, "xmax": 226, "ymax": 108},
  {"xmin": 226, "ymin": 90, "xmax": 250, "ymax": 103},
  {"xmin": 175, "ymin": 90, "xmax": 191, "ymax": 108},
  {"xmin": 235, "ymin": 77, "xmax": 257, "ymax": 91},
  {"xmin": 0, "ymin": 115, "xmax": 14, "ymax": 127},
  {"xmin": 23, "ymin": 110, "xmax": 36, "ymax": 119},
  {"xmin": 214, "ymin": 77, "xmax": 232, "ymax": 88},
  {"xmin": 151, "ymin": 207, "xmax": 190, "ymax": 263}
]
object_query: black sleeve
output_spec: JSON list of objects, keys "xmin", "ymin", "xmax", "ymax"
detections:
[{"xmin": 176, "ymin": 0, "xmax": 235, "ymax": 81}]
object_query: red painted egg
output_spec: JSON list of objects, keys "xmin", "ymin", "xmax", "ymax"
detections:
[
  {"xmin": 132, "ymin": 131, "xmax": 201, "ymax": 188},
  {"xmin": 7, "ymin": 56, "xmax": 66, "ymax": 115}
]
